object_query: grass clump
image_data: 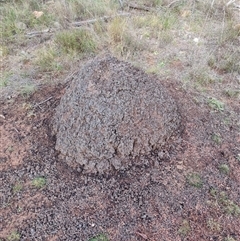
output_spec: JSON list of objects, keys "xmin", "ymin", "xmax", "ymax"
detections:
[
  {"xmin": 55, "ymin": 29, "xmax": 96, "ymax": 55},
  {"xmin": 12, "ymin": 182, "xmax": 23, "ymax": 194},
  {"xmin": 225, "ymin": 236, "xmax": 236, "ymax": 241},
  {"xmin": 0, "ymin": 71, "xmax": 12, "ymax": 87},
  {"xmin": 186, "ymin": 173, "xmax": 203, "ymax": 188},
  {"xmin": 212, "ymin": 133, "xmax": 222, "ymax": 145},
  {"xmin": 208, "ymin": 97, "xmax": 224, "ymax": 111},
  {"xmin": 209, "ymin": 189, "xmax": 240, "ymax": 216},
  {"xmin": 88, "ymin": 234, "xmax": 108, "ymax": 241},
  {"xmin": 7, "ymin": 231, "xmax": 20, "ymax": 241},
  {"xmin": 20, "ymin": 84, "xmax": 37, "ymax": 98},
  {"xmin": 217, "ymin": 191, "xmax": 240, "ymax": 216},
  {"xmin": 223, "ymin": 89, "xmax": 240, "ymax": 98},
  {"xmin": 35, "ymin": 47, "xmax": 61, "ymax": 72},
  {"xmin": 178, "ymin": 219, "xmax": 191, "ymax": 236},
  {"xmin": 219, "ymin": 164, "xmax": 230, "ymax": 175},
  {"xmin": 207, "ymin": 218, "xmax": 221, "ymax": 232},
  {"xmin": 108, "ymin": 17, "xmax": 145, "ymax": 55},
  {"xmin": 1, "ymin": 0, "xmax": 54, "ymax": 42},
  {"xmin": 32, "ymin": 177, "xmax": 47, "ymax": 189}
]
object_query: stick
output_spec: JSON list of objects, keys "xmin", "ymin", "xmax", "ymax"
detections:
[
  {"xmin": 72, "ymin": 12, "xmax": 130, "ymax": 27},
  {"xmin": 34, "ymin": 97, "xmax": 53, "ymax": 108},
  {"xmin": 26, "ymin": 28, "xmax": 51, "ymax": 36},
  {"xmin": 128, "ymin": 3, "xmax": 153, "ymax": 11},
  {"xmin": 166, "ymin": 0, "xmax": 180, "ymax": 8}
]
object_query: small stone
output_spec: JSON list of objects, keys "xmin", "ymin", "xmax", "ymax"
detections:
[
  {"xmin": 96, "ymin": 160, "xmax": 110, "ymax": 174},
  {"xmin": 111, "ymin": 158, "xmax": 122, "ymax": 170}
]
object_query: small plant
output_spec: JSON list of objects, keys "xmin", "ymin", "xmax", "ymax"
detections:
[
  {"xmin": 7, "ymin": 231, "xmax": 20, "ymax": 241},
  {"xmin": 208, "ymin": 97, "xmax": 224, "ymax": 111},
  {"xmin": 207, "ymin": 218, "xmax": 221, "ymax": 232},
  {"xmin": 178, "ymin": 219, "xmax": 191, "ymax": 236},
  {"xmin": 219, "ymin": 192, "xmax": 240, "ymax": 216},
  {"xmin": 32, "ymin": 177, "xmax": 47, "ymax": 189},
  {"xmin": 55, "ymin": 29, "xmax": 96, "ymax": 55},
  {"xmin": 223, "ymin": 89, "xmax": 240, "ymax": 98},
  {"xmin": 219, "ymin": 164, "xmax": 230, "ymax": 175},
  {"xmin": 35, "ymin": 47, "xmax": 60, "ymax": 72},
  {"xmin": 108, "ymin": 17, "xmax": 127, "ymax": 44},
  {"xmin": 212, "ymin": 133, "xmax": 222, "ymax": 145},
  {"xmin": 21, "ymin": 84, "xmax": 37, "ymax": 98},
  {"xmin": 225, "ymin": 236, "xmax": 236, "ymax": 241},
  {"xmin": 7, "ymin": 145, "xmax": 14, "ymax": 154},
  {"xmin": 0, "ymin": 71, "xmax": 12, "ymax": 87},
  {"xmin": 88, "ymin": 234, "xmax": 109, "ymax": 241},
  {"xmin": 186, "ymin": 173, "xmax": 203, "ymax": 188},
  {"xmin": 12, "ymin": 183, "xmax": 23, "ymax": 194}
]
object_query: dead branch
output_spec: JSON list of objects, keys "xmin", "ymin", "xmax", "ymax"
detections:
[
  {"xmin": 72, "ymin": 12, "xmax": 130, "ymax": 27},
  {"xmin": 127, "ymin": 3, "xmax": 153, "ymax": 11},
  {"xmin": 34, "ymin": 97, "xmax": 53, "ymax": 108},
  {"xmin": 166, "ymin": 0, "xmax": 180, "ymax": 8}
]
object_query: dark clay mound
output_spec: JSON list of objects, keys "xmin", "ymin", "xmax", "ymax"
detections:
[{"xmin": 52, "ymin": 55, "xmax": 181, "ymax": 173}]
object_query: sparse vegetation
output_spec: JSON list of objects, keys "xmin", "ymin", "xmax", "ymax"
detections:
[
  {"xmin": 186, "ymin": 173, "xmax": 203, "ymax": 188},
  {"xmin": 20, "ymin": 84, "xmax": 37, "ymax": 97},
  {"xmin": 209, "ymin": 190, "xmax": 240, "ymax": 216},
  {"xmin": 224, "ymin": 236, "xmax": 237, "ymax": 241},
  {"xmin": 88, "ymin": 234, "xmax": 109, "ymax": 241},
  {"xmin": 7, "ymin": 231, "xmax": 20, "ymax": 241},
  {"xmin": 55, "ymin": 29, "xmax": 97, "ymax": 55},
  {"xmin": 12, "ymin": 182, "xmax": 23, "ymax": 194},
  {"xmin": 32, "ymin": 177, "xmax": 47, "ymax": 189},
  {"xmin": 35, "ymin": 46, "xmax": 61, "ymax": 72},
  {"xmin": 178, "ymin": 219, "xmax": 191, "ymax": 236},
  {"xmin": 219, "ymin": 164, "xmax": 230, "ymax": 175},
  {"xmin": 208, "ymin": 98, "xmax": 225, "ymax": 112},
  {"xmin": 207, "ymin": 218, "xmax": 221, "ymax": 232},
  {"xmin": 0, "ymin": 71, "xmax": 12, "ymax": 87},
  {"xmin": 212, "ymin": 133, "xmax": 222, "ymax": 145},
  {"xmin": 223, "ymin": 89, "xmax": 240, "ymax": 98}
]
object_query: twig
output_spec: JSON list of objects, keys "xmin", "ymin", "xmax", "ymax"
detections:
[
  {"xmin": 166, "ymin": 0, "xmax": 180, "ymax": 8},
  {"xmin": 135, "ymin": 232, "xmax": 148, "ymax": 240},
  {"xmin": 72, "ymin": 12, "xmax": 130, "ymax": 27},
  {"xmin": 118, "ymin": 0, "xmax": 124, "ymax": 9},
  {"xmin": 34, "ymin": 97, "xmax": 53, "ymax": 108},
  {"xmin": 26, "ymin": 28, "xmax": 52, "ymax": 37},
  {"xmin": 127, "ymin": 3, "xmax": 153, "ymax": 11},
  {"xmin": 13, "ymin": 127, "xmax": 20, "ymax": 134},
  {"xmin": 226, "ymin": 0, "xmax": 236, "ymax": 6}
]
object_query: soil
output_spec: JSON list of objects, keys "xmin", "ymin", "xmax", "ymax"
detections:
[{"xmin": 1, "ymin": 62, "xmax": 240, "ymax": 240}]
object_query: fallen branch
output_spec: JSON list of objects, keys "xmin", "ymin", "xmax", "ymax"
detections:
[
  {"xmin": 127, "ymin": 3, "xmax": 153, "ymax": 11},
  {"xmin": 166, "ymin": 0, "xmax": 180, "ymax": 8},
  {"xmin": 72, "ymin": 12, "xmax": 130, "ymax": 27},
  {"xmin": 34, "ymin": 97, "xmax": 53, "ymax": 108},
  {"xmin": 26, "ymin": 28, "xmax": 51, "ymax": 36}
]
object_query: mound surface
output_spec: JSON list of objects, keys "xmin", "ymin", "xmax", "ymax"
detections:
[{"xmin": 52, "ymin": 55, "xmax": 181, "ymax": 173}]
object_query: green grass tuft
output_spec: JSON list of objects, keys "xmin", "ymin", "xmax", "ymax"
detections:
[
  {"xmin": 186, "ymin": 173, "xmax": 203, "ymax": 188},
  {"xmin": 7, "ymin": 231, "xmax": 20, "ymax": 241},
  {"xmin": 219, "ymin": 164, "xmax": 230, "ymax": 175},
  {"xmin": 88, "ymin": 234, "xmax": 109, "ymax": 241},
  {"xmin": 55, "ymin": 29, "xmax": 97, "ymax": 55},
  {"xmin": 32, "ymin": 177, "xmax": 47, "ymax": 189},
  {"xmin": 208, "ymin": 98, "xmax": 224, "ymax": 111}
]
